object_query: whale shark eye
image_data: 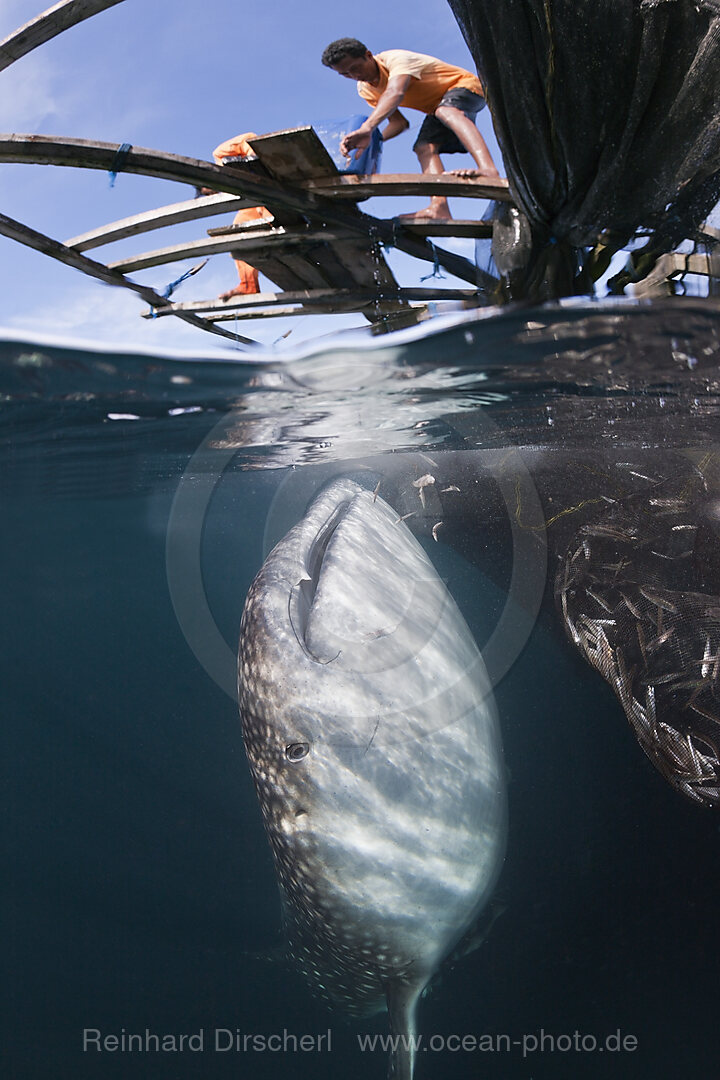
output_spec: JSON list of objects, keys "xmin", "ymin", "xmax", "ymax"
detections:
[{"xmin": 285, "ymin": 742, "xmax": 310, "ymax": 762}]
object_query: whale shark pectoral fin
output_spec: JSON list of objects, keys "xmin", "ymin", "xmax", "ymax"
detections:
[{"xmin": 385, "ymin": 978, "xmax": 422, "ymax": 1080}]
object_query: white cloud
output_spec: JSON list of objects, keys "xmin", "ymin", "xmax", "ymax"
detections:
[
  {"xmin": 0, "ymin": 53, "xmax": 63, "ymax": 130},
  {"xmin": 5, "ymin": 276, "xmax": 214, "ymax": 352}
]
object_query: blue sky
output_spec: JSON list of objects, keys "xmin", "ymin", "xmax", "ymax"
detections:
[{"xmin": 0, "ymin": 0, "xmax": 503, "ymax": 352}]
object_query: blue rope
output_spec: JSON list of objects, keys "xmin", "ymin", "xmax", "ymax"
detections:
[
  {"xmin": 162, "ymin": 265, "xmax": 199, "ymax": 300},
  {"xmin": 420, "ymin": 242, "xmax": 446, "ymax": 282},
  {"xmin": 149, "ymin": 259, "xmax": 208, "ymax": 319},
  {"xmin": 108, "ymin": 143, "xmax": 132, "ymax": 188}
]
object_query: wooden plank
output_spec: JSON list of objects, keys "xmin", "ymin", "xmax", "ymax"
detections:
[
  {"xmin": 273, "ymin": 234, "xmax": 399, "ymax": 298},
  {"xmin": 66, "ymin": 193, "xmax": 259, "ymax": 251},
  {"xmin": 699, "ymin": 224, "xmax": 720, "ymax": 244},
  {"xmin": 271, "ymin": 251, "xmax": 332, "ymax": 290},
  {"xmin": 313, "ymin": 236, "xmax": 407, "ymax": 323},
  {"xmin": 142, "ymin": 285, "xmax": 483, "ymax": 318},
  {"xmin": 0, "ymin": 0, "xmax": 125, "ymax": 72},
  {"xmin": 207, "ymin": 303, "xmax": 421, "ymax": 324},
  {"xmin": 631, "ymin": 251, "xmax": 720, "ymax": 298},
  {"xmin": 336, "ymin": 237, "xmax": 398, "ymax": 290},
  {"xmin": 674, "ymin": 252, "xmax": 720, "ymax": 278},
  {"xmin": 206, "ymin": 214, "xmax": 278, "ymax": 238},
  {"xmin": 289, "ymin": 239, "xmax": 361, "ymax": 290},
  {"xmin": 248, "ymin": 127, "xmax": 338, "ymax": 181},
  {"xmin": 265, "ymin": 247, "xmax": 398, "ymax": 305},
  {"xmin": 207, "ymin": 305, "xmax": 365, "ymax": 322},
  {"xmin": 303, "ymin": 173, "xmax": 511, "ymax": 201},
  {"xmin": 208, "ymin": 219, "xmax": 401, "ymax": 296},
  {"xmin": 107, "ymin": 227, "xmax": 348, "ymax": 273},
  {"xmin": 0, "ymin": 135, "xmax": 493, "ymax": 286},
  {"xmin": 204, "ymin": 303, "xmax": 436, "ymax": 329},
  {"xmin": 398, "ymin": 219, "xmax": 493, "ymax": 238},
  {"xmin": 249, "ymin": 255, "xmax": 308, "ymax": 292},
  {"xmin": 0, "ymin": 210, "xmax": 258, "ymax": 345}
]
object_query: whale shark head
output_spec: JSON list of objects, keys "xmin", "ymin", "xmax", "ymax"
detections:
[{"xmin": 240, "ymin": 477, "xmax": 497, "ymax": 749}]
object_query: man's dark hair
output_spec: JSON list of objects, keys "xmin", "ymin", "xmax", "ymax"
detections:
[{"xmin": 321, "ymin": 38, "xmax": 369, "ymax": 68}]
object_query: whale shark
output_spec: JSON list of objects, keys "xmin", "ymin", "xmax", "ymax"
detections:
[{"xmin": 238, "ymin": 478, "xmax": 506, "ymax": 1078}]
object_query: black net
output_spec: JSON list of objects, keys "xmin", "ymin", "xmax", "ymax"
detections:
[
  {"xmin": 448, "ymin": 0, "xmax": 720, "ymax": 298},
  {"xmin": 556, "ymin": 474, "xmax": 720, "ymax": 808}
]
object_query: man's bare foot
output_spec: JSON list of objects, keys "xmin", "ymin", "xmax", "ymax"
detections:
[
  {"xmin": 447, "ymin": 168, "xmax": 504, "ymax": 181},
  {"xmin": 396, "ymin": 206, "xmax": 453, "ymax": 222},
  {"xmin": 219, "ymin": 284, "xmax": 261, "ymax": 301}
]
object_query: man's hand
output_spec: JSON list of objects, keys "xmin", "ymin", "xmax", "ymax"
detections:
[{"xmin": 339, "ymin": 127, "xmax": 372, "ymax": 161}]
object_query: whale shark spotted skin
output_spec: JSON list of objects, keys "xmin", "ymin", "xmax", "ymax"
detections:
[{"xmin": 238, "ymin": 478, "xmax": 506, "ymax": 1078}]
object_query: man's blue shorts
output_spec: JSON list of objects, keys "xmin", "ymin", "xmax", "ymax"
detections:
[{"xmin": 412, "ymin": 87, "xmax": 486, "ymax": 154}]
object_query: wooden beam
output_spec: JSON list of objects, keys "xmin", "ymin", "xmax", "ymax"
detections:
[
  {"xmin": 207, "ymin": 301, "xmax": 475, "ymax": 323},
  {"xmin": 66, "ymin": 193, "xmax": 259, "ymax": 251},
  {"xmin": 0, "ymin": 210, "xmax": 258, "ymax": 346},
  {"xmin": 142, "ymin": 285, "xmax": 484, "ymax": 318},
  {"xmin": 0, "ymin": 133, "xmax": 330, "ymax": 204},
  {"xmin": 0, "ymin": 0, "xmax": 126, "ymax": 72},
  {"xmin": 397, "ymin": 219, "xmax": 493, "ymax": 239},
  {"xmin": 671, "ymin": 252, "xmax": 720, "ymax": 278},
  {"xmin": 208, "ymin": 216, "xmax": 493, "ymax": 240},
  {"xmin": 699, "ymin": 224, "xmax": 720, "ymax": 244},
  {"xmin": 632, "ymin": 251, "xmax": 720, "ymax": 297},
  {"xmin": 206, "ymin": 214, "xmax": 278, "ymax": 237},
  {"xmin": 206, "ymin": 308, "xmax": 437, "ymax": 331},
  {"xmin": 205, "ymin": 302, "xmax": 376, "ymax": 323},
  {"xmin": 0, "ymin": 136, "xmax": 492, "ymax": 287},
  {"xmin": 302, "ymin": 173, "xmax": 512, "ymax": 202},
  {"xmin": 107, "ymin": 226, "xmax": 348, "ymax": 273}
]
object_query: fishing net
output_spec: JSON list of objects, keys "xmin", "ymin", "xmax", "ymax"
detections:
[
  {"xmin": 448, "ymin": 0, "xmax": 720, "ymax": 298},
  {"xmin": 557, "ymin": 473, "xmax": 720, "ymax": 808},
  {"xmin": 313, "ymin": 116, "xmax": 383, "ymax": 175}
]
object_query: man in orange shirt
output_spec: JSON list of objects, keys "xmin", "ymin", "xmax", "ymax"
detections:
[
  {"xmin": 321, "ymin": 38, "xmax": 500, "ymax": 220},
  {"xmin": 211, "ymin": 132, "xmax": 273, "ymax": 300}
]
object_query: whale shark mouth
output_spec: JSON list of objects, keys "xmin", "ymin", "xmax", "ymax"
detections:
[
  {"xmin": 289, "ymin": 497, "xmax": 353, "ymax": 654},
  {"xmin": 286, "ymin": 483, "xmax": 457, "ymax": 678}
]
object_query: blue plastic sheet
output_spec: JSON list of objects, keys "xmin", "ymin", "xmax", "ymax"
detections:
[{"xmin": 313, "ymin": 115, "xmax": 383, "ymax": 176}]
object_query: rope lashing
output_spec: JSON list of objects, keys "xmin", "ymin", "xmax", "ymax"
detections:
[
  {"xmin": 149, "ymin": 260, "xmax": 209, "ymax": 319},
  {"xmin": 108, "ymin": 143, "xmax": 133, "ymax": 188},
  {"xmin": 161, "ymin": 259, "xmax": 209, "ymax": 300},
  {"xmin": 420, "ymin": 242, "xmax": 447, "ymax": 281}
]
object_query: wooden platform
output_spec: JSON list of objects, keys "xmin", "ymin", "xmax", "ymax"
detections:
[
  {"xmin": 5, "ymin": 2, "xmax": 716, "ymax": 345},
  {"xmin": 0, "ymin": 5, "xmax": 508, "ymax": 345},
  {"xmin": 0, "ymin": 127, "xmax": 506, "ymax": 345}
]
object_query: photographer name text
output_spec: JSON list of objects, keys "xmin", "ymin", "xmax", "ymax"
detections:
[{"xmin": 82, "ymin": 1028, "xmax": 332, "ymax": 1053}]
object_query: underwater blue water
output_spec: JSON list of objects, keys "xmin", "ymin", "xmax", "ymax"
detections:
[{"xmin": 2, "ymin": 298, "xmax": 720, "ymax": 1079}]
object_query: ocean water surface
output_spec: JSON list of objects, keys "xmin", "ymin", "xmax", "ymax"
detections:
[{"xmin": 3, "ymin": 297, "xmax": 720, "ymax": 1079}]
